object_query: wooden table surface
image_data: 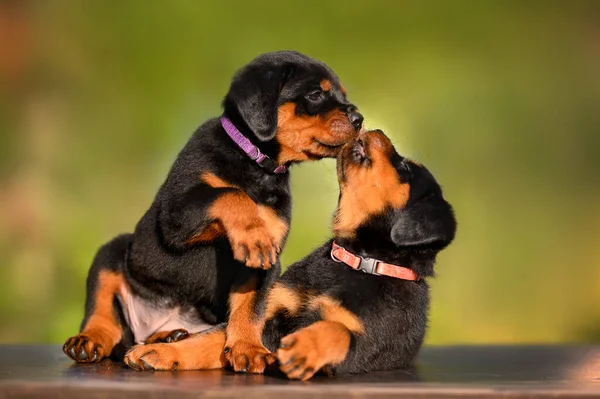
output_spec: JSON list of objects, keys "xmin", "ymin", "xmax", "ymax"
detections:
[{"xmin": 1, "ymin": 345, "xmax": 599, "ymax": 398}]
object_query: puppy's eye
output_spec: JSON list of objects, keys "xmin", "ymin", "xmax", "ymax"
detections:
[{"xmin": 305, "ymin": 90, "xmax": 323, "ymax": 102}]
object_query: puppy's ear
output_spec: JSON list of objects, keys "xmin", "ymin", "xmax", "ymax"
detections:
[
  {"xmin": 390, "ymin": 197, "xmax": 456, "ymax": 248},
  {"xmin": 224, "ymin": 64, "xmax": 294, "ymax": 141}
]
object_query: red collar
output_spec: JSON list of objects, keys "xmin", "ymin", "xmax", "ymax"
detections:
[{"xmin": 331, "ymin": 242, "xmax": 420, "ymax": 281}]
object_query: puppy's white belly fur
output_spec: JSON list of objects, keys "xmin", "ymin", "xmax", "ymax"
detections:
[{"xmin": 119, "ymin": 283, "xmax": 213, "ymax": 344}]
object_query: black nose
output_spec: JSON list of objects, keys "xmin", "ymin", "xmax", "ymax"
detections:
[{"xmin": 347, "ymin": 108, "xmax": 364, "ymax": 130}]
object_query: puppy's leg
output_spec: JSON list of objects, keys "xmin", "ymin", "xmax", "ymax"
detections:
[
  {"xmin": 126, "ymin": 272, "xmax": 280, "ymax": 372},
  {"xmin": 159, "ymin": 174, "xmax": 288, "ymax": 270},
  {"xmin": 225, "ymin": 270, "xmax": 279, "ymax": 374},
  {"xmin": 125, "ymin": 325, "xmax": 227, "ymax": 371},
  {"xmin": 205, "ymin": 190, "xmax": 281, "ymax": 269},
  {"xmin": 278, "ymin": 321, "xmax": 352, "ymax": 381},
  {"xmin": 63, "ymin": 234, "xmax": 133, "ymax": 363},
  {"xmin": 277, "ymin": 295, "xmax": 364, "ymax": 380}
]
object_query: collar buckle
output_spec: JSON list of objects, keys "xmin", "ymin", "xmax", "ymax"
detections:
[
  {"xmin": 331, "ymin": 241, "xmax": 419, "ymax": 281},
  {"xmin": 256, "ymin": 154, "xmax": 279, "ymax": 172},
  {"xmin": 357, "ymin": 257, "xmax": 380, "ymax": 275}
]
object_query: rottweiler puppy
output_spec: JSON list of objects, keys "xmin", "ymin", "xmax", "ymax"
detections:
[
  {"xmin": 63, "ymin": 50, "xmax": 363, "ymax": 373},
  {"xmin": 261, "ymin": 129, "xmax": 457, "ymax": 379},
  {"xmin": 122, "ymin": 129, "xmax": 456, "ymax": 377}
]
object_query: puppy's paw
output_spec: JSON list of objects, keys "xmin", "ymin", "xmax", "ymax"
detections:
[
  {"xmin": 230, "ymin": 221, "xmax": 279, "ymax": 269},
  {"xmin": 63, "ymin": 332, "xmax": 112, "ymax": 363},
  {"xmin": 225, "ymin": 341, "xmax": 277, "ymax": 374},
  {"xmin": 124, "ymin": 344, "xmax": 181, "ymax": 371},
  {"xmin": 145, "ymin": 329, "xmax": 189, "ymax": 344},
  {"xmin": 277, "ymin": 331, "xmax": 322, "ymax": 381}
]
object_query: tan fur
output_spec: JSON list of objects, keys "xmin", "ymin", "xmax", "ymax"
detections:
[
  {"xmin": 225, "ymin": 276, "xmax": 276, "ymax": 373},
  {"xmin": 334, "ymin": 132, "xmax": 410, "ymax": 238},
  {"xmin": 64, "ymin": 270, "xmax": 125, "ymax": 362},
  {"xmin": 278, "ymin": 321, "xmax": 352, "ymax": 381},
  {"xmin": 320, "ymin": 79, "xmax": 332, "ymax": 91},
  {"xmin": 125, "ymin": 329, "xmax": 227, "ymax": 370},
  {"xmin": 276, "ymin": 102, "xmax": 356, "ymax": 164},
  {"xmin": 257, "ymin": 205, "xmax": 288, "ymax": 248},
  {"xmin": 265, "ymin": 283, "xmax": 302, "ymax": 319},
  {"xmin": 309, "ymin": 295, "xmax": 364, "ymax": 334},
  {"xmin": 189, "ymin": 172, "xmax": 283, "ymax": 269}
]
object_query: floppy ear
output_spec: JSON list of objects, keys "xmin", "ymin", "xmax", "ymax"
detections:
[
  {"xmin": 224, "ymin": 64, "xmax": 294, "ymax": 141},
  {"xmin": 390, "ymin": 197, "xmax": 456, "ymax": 248}
]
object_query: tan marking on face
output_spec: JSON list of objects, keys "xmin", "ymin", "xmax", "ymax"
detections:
[
  {"xmin": 320, "ymin": 79, "xmax": 332, "ymax": 91},
  {"xmin": 334, "ymin": 131, "xmax": 410, "ymax": 238},
  {"xmin": 276, "ymin": 102, "xmax": 357, "ymax": 164}
]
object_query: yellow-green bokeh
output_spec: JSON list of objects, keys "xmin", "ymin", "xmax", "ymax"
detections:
[{"xmin": 1, "ymin": 1, "xmax": 599, "ymax": 344}]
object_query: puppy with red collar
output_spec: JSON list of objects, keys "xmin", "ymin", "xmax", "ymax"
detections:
[{"xmin": 262, "ymin": 129, "xmax": 457, "ymax": 380}]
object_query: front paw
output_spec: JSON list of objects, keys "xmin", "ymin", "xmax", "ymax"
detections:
[
  {"xmin": 63, "ymin": 333, "xmax": 111, "ymax": 363},
  {"xmin": 277, "ymin": 331, "xmax": 322, "ymax": 381},
  {"xmin": 230, "ymin": 223, "xmax": 279, "ymax": 269},
  {"xmin": 125, "ymin": 344, "xmax": 181, "ymax": 371},
  {"xmin": 224, "ymin": 341, "xmax": 276, "ymax": 374}
]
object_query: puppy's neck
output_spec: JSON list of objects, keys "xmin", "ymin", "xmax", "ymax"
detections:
[
  {"xmin": 332, "ymin": 236, "xmax": 437, "ymax": 278},
  {"xmin": 221, "ymin": 109, "xmax": 281, "ymax": 161}
]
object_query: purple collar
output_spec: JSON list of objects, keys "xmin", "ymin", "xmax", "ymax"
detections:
[{"xmin": 220, "ymin": 116, "xmax": 288, "ymax": 174}]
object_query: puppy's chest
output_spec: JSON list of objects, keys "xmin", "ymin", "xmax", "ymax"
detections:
[
  {"xmin": 329, "ymin": 273, "xmax": 387, "ymax": 307},
  {"xmin": 299, "ymin": 265, "xmax": 413, "ymax": 313}
]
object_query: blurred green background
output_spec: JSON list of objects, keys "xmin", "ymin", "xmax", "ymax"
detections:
[{"xmin": 1, "ymin": 1, "xmax": 599, "ymax": 345}]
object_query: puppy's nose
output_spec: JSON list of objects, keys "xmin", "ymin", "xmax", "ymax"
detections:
[{"xmin": 347, "ymin": 109, "xmax": 364, "ymax": 130}]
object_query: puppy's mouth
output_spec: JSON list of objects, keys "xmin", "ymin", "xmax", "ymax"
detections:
[
  {"xmin": 337, "ymin": 135, "xmax": 371, "ymax": 182},
  {"xmin": 301, "ymin": 138, "xmax": 350, "ymax": 161},
  {"xmin": 314, "ymin": 138, "xmax": 348, "ymax": 150},
  {"xmin": 348, "ymin": 135, "xmax": 371, "ymax": 167},
  {"xmin": 352, "ymin": 137, "xmax": 367, "ymax": 159}
]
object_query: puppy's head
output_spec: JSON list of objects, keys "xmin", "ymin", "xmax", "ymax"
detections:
[
  {"xmin": 334, "ymin": 130, "xmax": 456, "ymax": 267},
  {"xmin": 223, "ymin": 51, "xmax": 363, "ymax": 164}
]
